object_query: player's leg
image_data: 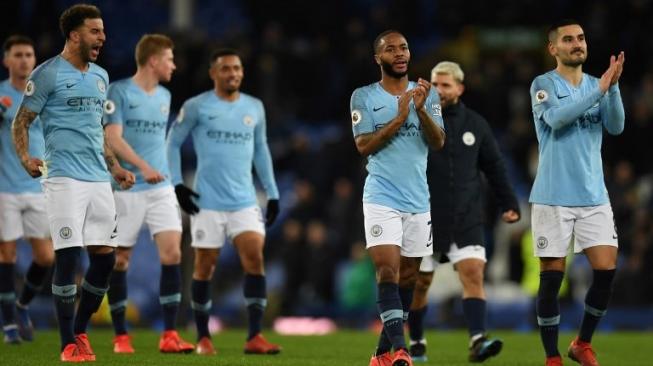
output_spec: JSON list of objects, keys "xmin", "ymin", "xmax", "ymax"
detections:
[
  {"xmin": 73, "ymin": 181, "xmax": 118, "ymax": 361},
  {"xmin": 147, "ymin": 185, "xmax": 192, "ymax": 351},
  {"xmin": 106, "ymin": 189, "xmax": 143, "ymax": 353},
  {"xmin": 189, "ymin": 209, "xmax": 223, "ymax": 355},
  {"xmin": 43, "ymin": 177, "xmax": 89, "ymax": 360},
  {"xmin": 532, "ymin": 204, "xmax": 573, "ymax": 365},
  {"xmin": 16, "ymin": 193, "xmax": 53, "ymax": 341},
  {"xmin": 0, "ymin": 240, "xmax": 19, "ymax": 344},
  {"xmin": 230, "ymin": 206, "xmax": 279, "ymax": 354},
  {"xmin": 568, "ymin": 204, "xmax": 618, "ymax": 365},
  {"xmin": 0, "ymin": 193, "xmax": 24, "ymax": 343},
  {"xmin": 363, "ymin": 203, "xmax": 405, "ymax": 362},
  {"xmin": 408, "ymin": 258, "xmax": 434, "ymax": 361},
  {"xmin": 453, "ymin": 249, "xmax": 502, "ymax": 362}
]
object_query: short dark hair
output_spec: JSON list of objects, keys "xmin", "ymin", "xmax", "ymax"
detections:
[
  {"xmin": 210, "ymin": 48, "xmax": 239, "ymax": 65},
  {"xmin": 373, "ymin": 29, "xmax": 404, "ymax": 53},
  {"xmin": 547, "ymin": 19, "xmax": 582, "ymax": 42},
  {"xmin": 3, "ymin": 35, "xmax": 34, "ymax": 53},
  {"xmin": 59, "ymin": 4, "xmax": 102, "ymax": 39},
  {"xmin": 135, "ymin": 34, "xmax": 174, "ymax": 66}
]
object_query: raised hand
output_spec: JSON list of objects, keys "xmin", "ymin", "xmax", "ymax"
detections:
[
  {"xmin": 610, "ymin": 51, "xmax": 625, "ymax": 85},
  {"xmin": 413, "ymin": 78, "xmax": 431, "ymax": 110},
  {"xmin": 397, "ymin": 89, "xmax": 415, "ymax": 121},
  {"xmin": 599, "ymin": 55, "xmax": 617, "ymax": 93}
]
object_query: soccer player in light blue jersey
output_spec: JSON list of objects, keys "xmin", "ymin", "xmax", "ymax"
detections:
[
  {"xmin": 167, "ymin": 49, "xmax": 280, "ymax": 356},
  {"xmin": 351, "ymin": 30, "xmax": 445, "ymax": 366},
  {"xmin": 0, "ymin": 35, "xmax": 53, "ymax": 345},
  {"xmin": 103, "ymin": 34, "xmax": 193, "ymax": 355},
  {"xmin": 529, "ymin": 20, "xmax": 625, "ymax": 366},
  {"xmin": 11, "ymin": 4, "xmax": 135, "ymax": 362}
]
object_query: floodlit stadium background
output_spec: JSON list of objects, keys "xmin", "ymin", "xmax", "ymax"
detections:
[{"xmin": 1, "ymin": 0, "xmax": 652, "ymax": 332}]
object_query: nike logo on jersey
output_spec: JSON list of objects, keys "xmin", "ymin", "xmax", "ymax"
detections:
[
  {"xmin": 62, "ymin": 287, "xmax": 74, "ymax": 294},
  {"xmin": 208, "ymin": 115, "xmax": 219, "ymax": 120},
  {"xmin": 66, "ymin": 83, "xmax": 77, "ymax": 88},
  {"xmin": 612, "ymin": 234, "xmax": 618, "ymax": 239},
  {"xmin": 373, "ymin": 106, "xmax": 386, "ymax": 112},
  {"xmin": 426, "ymin": 242, "xmax": 432, "ymax": 247},
  {"xmin": 129, "ymin": 104, "xmax": 140, "ymax": 109}
]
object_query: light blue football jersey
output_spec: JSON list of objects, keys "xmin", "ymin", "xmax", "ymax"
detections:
[
  {"xmin": 350, "ymin": 81, "xmax": 444, "ymax": 213},
  {"xmin": 103, "ymin": 78, "xmax": 171, "ymax": 191},
  {"xmin": 529, "ymin": 70, "xmax": 625, "ymax": 206},
  {"xmin": 167, "ymin": 91, "xmax": 279, "ymax": 211},
  {"xmin": 0, "ymin": 79, "xmax": 45, "ymax": 193},
  {"xmin": 19, "ymin": 55, "xmax": 110, "ymax": 182}
]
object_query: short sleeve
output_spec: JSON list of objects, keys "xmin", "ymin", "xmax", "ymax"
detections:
[
  {"xmin": 530, "ymin": 76, "xmax": 557, "ymax": 121},
  {"xmin": 103, "ymin": 83, "xmax": 124, "ymax": 126},
  {"xmin": 350, "ymin": 87, "xmax": 374, "ymax": 137},
  {"xmin": 21, "ymin": 63, "xmax": 56, "ymax": 114}
]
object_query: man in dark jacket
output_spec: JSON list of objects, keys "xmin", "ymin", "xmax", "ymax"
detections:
[{"xmin": 407, "ymin": 61, "xmax": 521, "ymax": 363}]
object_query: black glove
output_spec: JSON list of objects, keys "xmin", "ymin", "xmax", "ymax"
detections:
[
  {"xmin": 265, "ymin": 199, "xmax": 279, "ymax": 226},
  {"xmin": 175, "ymin": 184, "xmax": 199, "ymax": 215}
]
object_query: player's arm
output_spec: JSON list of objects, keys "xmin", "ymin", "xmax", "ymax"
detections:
[
  {"xmin": 11, "ymin": 106, "xmax": 43, "ymax": 177},
  {"xmin": 414, "ymin": 78, "xmax": 445, "ymax": 150},
  {"xmin": 166, "ymin": 103, "xmax": 200, "ymax": 214},
  {"xmin": 532, "ymin": 60, "xmax": 618, "ymax": 130},
  {"xmin": 105, "ymin": 124, "xmax": 164, "ymax": 183},
  {"xmin": 252, "ymin": 101, "xmax": 280, "ymax": 225},
  {"xmin": 601, "ymin": 52, "xmax": 626, "ymax": 135},
  {"xmin": 103, "ymin": 130, "xmax": 135, "ymax": 190},
  {"xmin": 353, "ymin": 89, "xmax": 413, "ymax": 157},
  {"xmin": 477, "ymin": 119, "xmax": 520, "ymax": 223}
]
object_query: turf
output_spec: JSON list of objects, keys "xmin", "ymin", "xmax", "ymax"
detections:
[{"xmin": 2, "ymin": 329, "xmax": 652, "ymax": 365}]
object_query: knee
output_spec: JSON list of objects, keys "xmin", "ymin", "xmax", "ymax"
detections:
[
  {"xmin": 194, "ymin": 260, "xmax": 214, "ymax": 280},
  {"xmin": 377, "ymin": 265, "xmax": 399, "ymax": 283},
  {"xmin": 35, "ymin": 250, "xmax": 54, "ymax": 267},
  {"xmin": 160, "ymin": 246, "xmax": 181, "ymax": 265},
  {"xmin": 459, "ymin": 265, "xmax": 484, "ymax": 288},
  {"xmin": 114, "ymin": 256, "xmax": 129, "ymax": 271},
  {"xmin": 414, "ymin": 272, "xmax": 434, "ymax": 293},
  {"xmin": 242, "ymin": 251, "xmax": 264, "ymax": 274}
]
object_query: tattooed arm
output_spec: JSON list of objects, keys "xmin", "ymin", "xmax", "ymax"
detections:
[
  {"xmin": 104, "ymin": 128, "xmax": 135, "ymax": 189},
  {"xmin": 11, "ymin": 106, "xmax": 43, "ymax": 177}
]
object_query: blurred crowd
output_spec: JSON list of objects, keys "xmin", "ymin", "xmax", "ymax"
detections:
[{"xmin": 2, "ymin": 0, "xmax": 652, "ymax": 329}]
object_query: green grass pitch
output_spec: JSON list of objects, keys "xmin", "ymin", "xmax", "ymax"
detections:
[{"xmin": 2, "ymin": 329, "xmax": 652, "ymax": 365}]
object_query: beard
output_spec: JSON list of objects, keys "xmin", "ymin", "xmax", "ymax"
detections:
[
  {"xmin": 561, "ymin": 50, "xmax": 586, "ymax": 67},
  {"xmin": 79, "ymin": 42, "xmax": 95, "ymax": 63},
  {"xmin": 381, "ymin": 60, "xmax": 408, "ymax": 79}
]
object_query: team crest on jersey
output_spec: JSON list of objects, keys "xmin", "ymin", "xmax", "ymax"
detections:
[
  {"xmin": 243, "ymin": 115, "xmax": 254, "ymax": 126},
  {"xmin": 536, "ymin": 236, "xmax": 548, "ymax": 249},
  {"xmin": 97, "ymin": 79, "xmax": 106, "ymax": 93},
  {"xmin": 351, "ymin": 109, "xmax": 362, "ymax": 125},
  {"xmin": 370, "ymin": 224, "xmax": 383, "ymax": 237},
  {"xmin": 161, "ymin": 104, "xmax": 169, "ymax": 115},
  {"xmin": 59, "ymin": 227, "xmax": 72, "ymax": 240},
  {"xmin": 176, "ymin": 108, "xmax": 185, "ymax": 123},
  {"xmin": 535, "ymin": 90, "xmax": 548, "ymax": 104},
  {"xmin": 462, "ymin": 131, "xmax": 476, "ymax": 146},
  {"xmin": 195, "ymin": 229, "xmax": 205, "ymax": 241},
  {"xmin": 104, "ymin": 100, "xmax": 116, "ymax": 114},
  {"xmin": 24, "ymin": 80, "xmax": 35, "ymax": 96}
]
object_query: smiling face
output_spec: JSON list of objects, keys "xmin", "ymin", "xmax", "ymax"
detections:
[
  {"xmin": 210, "ymin": 54, "xmax": 243, "ymax": 94},
  {"xmin": 549, "ymin": 24, "xmax": 587, "ymax": 67},
  {"xmin": 375, "ymin": 32, "xmax": 410, "ymax": 79}
]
